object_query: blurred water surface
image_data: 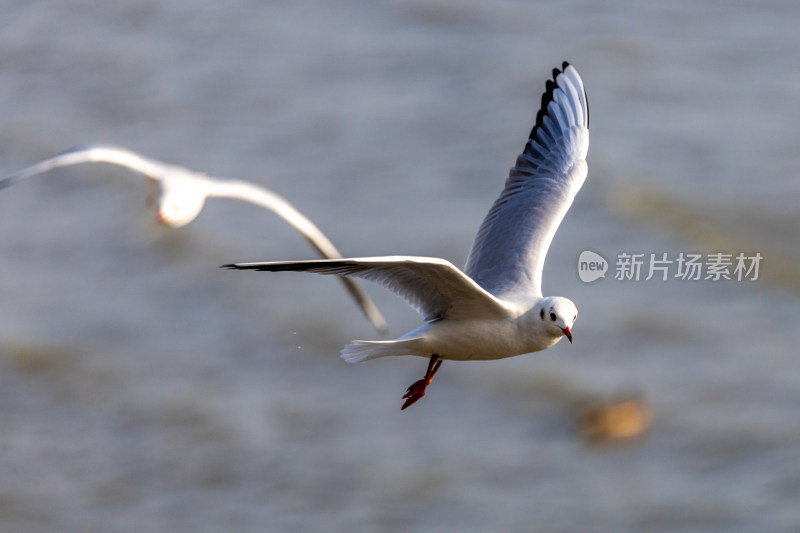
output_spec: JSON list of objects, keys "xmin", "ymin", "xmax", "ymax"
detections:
[{"xmin": 1, "ymin": 1, "xmax": 799, "ymax": 532}]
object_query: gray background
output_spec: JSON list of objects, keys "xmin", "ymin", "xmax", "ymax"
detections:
[{"xmin": 1, "ymin": 1, "xmax": 798, "ymax": 531}]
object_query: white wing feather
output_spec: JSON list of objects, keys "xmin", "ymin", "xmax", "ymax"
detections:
[
  {"xmin": 464, "ymin": 63, "xmax": 589, "ymax": 301},
  {"xmin": 224, "ymin": 256, "xmax": 517, "ymax": 321},
  {"xmin": 0, "ymin": 144, "xmax": 388, "ymax": 333},
  {"xmin": 0, "ymin": 144, "xmax": 169, "ymax": 190}
]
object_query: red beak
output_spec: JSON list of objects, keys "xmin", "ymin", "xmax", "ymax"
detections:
[{"xmin": 561, "ymin": 327, "xmax": 573, "ymax": 344}]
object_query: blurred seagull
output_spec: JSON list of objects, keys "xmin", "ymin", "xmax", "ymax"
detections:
[
  {"xmin": 0, "ymin": 144, "xmax": 387, "ymax": 334},
  {"xmin": 224, "ymin": 62, "xmax": 589, "ymax": 409}
]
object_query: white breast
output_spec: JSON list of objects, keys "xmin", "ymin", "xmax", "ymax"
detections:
[{"xmin": 405, "ymin": 314, "xmax": 563, "ymax": 361}]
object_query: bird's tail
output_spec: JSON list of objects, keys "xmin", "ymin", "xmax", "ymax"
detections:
[{"xmin": 341, "ymin": 338, "xmax": 425, "ymax": 363}]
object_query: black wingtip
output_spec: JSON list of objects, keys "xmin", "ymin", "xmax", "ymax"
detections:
[
  {"xmin": 221, "ymin": 263, "xmax": 239, "ymax": 269},
  {"xmin": 529, "ymin": 64, "xmax": 565, "ymax": 140},
  {"xmin": 527, "ymin": 61, "xmax": 587, "ymax": 140}
]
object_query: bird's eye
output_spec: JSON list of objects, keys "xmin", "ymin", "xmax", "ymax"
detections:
[
  {"xmin": 573, "ymin": 315, "xmax": 577, "ymax": 322},
  {"xmin": 540, "ymin": 308, "xmax": 545, "ymax": 320},
  {"xmin": 550, "ymin": 312, "xmax": 556, "ymax": 321}
]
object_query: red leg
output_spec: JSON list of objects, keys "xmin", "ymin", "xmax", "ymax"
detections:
[{"xmin": 401, "ymin": 354, "xmax": 443, "ymax": 410}]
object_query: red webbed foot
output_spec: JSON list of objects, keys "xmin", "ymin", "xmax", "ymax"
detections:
[{"xmin": 401, "ymin": 354, "xmax": 442, "ymax": 410}]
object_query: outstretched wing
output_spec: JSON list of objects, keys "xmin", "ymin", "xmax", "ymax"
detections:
[
  {"xmin": 464, "ymin": 62, "xmax": 589, "ymax": 301},
  {"xmin": 0, "ymin": 144, "xmax": 169, "ymax": 190},
  {"xmin": 0, "ymin": 144, "xmax": 389, "ymax": 334},
  {"xmin": 223, "ymin": 256, "xmax": 517, "ymax": 321}
]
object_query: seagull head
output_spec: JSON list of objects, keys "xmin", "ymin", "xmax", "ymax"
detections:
[
  {"xmin": 538, "ymin": 297, "xmax": 577, "ymax": 344},
  {"xmin": 155, "ymin": 180, "xmax": 208, "ymax": 228}
]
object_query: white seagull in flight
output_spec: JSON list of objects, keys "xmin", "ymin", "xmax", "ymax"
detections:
[
  {"xmin": 0, "ymin": 144, "xmax": 387, "ymax": 334},
  {"xmin": 224, "ymin": 62, "xmax": 589, "ymax": 409}
]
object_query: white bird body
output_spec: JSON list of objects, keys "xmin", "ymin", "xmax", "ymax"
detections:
[
  {"xmin": 1, "ymin": 144, "xmax": 387, "ymax": 333},
  {"xmin": 225, "ymin": 63, "xmax": 589, "ymax": 408},
  {"xmin": 344, "ymin": 293, "xmax": 576, "ymax": 363},
  {"xmin": 348, "ymin": 309, "xmax": 561, "ymax": 363}
]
